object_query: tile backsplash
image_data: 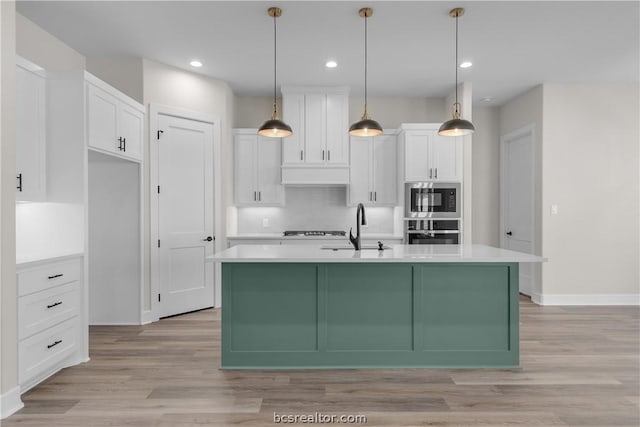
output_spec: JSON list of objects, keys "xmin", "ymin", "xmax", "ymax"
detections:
[{"xmin": 236, "ymin": 187, "xmax": 396, "ymax": 234}]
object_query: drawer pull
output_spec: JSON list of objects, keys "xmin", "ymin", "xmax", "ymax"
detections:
[
  {"xmin": 47, "ymin": 274, "xmax": 63, "ymax": 280},
  {"xmin": 46, "ymin": 301, "xmax": 63, "ymax": 309},
  {"xmin": 47, "ymin": 340, "xmax": 62, "ymax": 349}
]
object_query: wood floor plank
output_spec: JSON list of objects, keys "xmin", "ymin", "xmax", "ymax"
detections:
[{"xmin": 3, "ymin": 300, "xmax": 638, "ymax": 426}]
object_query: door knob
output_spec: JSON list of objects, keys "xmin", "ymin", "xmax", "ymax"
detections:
[
  {"xmin": 506, "ymin": 231, "xmax": 513, "ymax": 236},
  {"xmin": 203, "ymin": 236, "xmax": 213, "ymax": 242}
]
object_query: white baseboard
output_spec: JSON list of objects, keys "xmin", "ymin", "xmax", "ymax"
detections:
[
  {"xmin": 141, "ymin": 310, "xmax": 156, "ymax": 325},
  {"xmin": 532, "ymin": 292, "xmax": 640, "ymax": 306},
  {"xmin": 1, "ymin": 385, "xmax": 23, "ymax": 419}
]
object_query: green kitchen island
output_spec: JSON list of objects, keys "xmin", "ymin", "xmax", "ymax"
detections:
[{"xmin": 210, "ymin": 244, "xmax": 544, "ymax": 369}]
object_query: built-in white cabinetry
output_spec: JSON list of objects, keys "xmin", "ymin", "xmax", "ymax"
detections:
[
  {"xmin": 349, "ymin": 132, "xmax": 398, "ymax": 206},
  {"xmin": 234, "ymin": 129, "xmax": 284, "ymax": 206},
  {"xmin": 87, "ymin": 76, "xmax": 144, "ymax": 162},
  {"xmin": 227, "ymin": 237, "xmax": 404, "ymax": 248},
  {"xmin": 401, "ymin": 124, "xmax": 462, "ymax": 182},
  {"xmin": 16, "ymin": 58, "xmax": 47, "ymax": 202},
  {"xmin": 281, "ymin": 86, "xmax": 350, "ymax": 184},
  {"xmin": 17, "ymin": 256, "xmax": 86, "ymax": 392}
]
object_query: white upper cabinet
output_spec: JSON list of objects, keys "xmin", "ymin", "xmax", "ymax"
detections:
[
  {"xmin": 401, "ymin": 124, "xmax": 462, "ymax": 182},
  {"xmin": 349, "ymin": 133, "xmax": 397, "ymax": 206},
  {"xmin": 234, "ymin": 129, "xmax": 284, "ymax": 206},
  {"xmin": 281, "ymin": 87, "xmax": 350, "ymax": 185},
  {"xmin": 16, "ymin": 59, "xmax": 47, "ymax": 202},
  {"xmin": 86, "ymin": 76, "xmax": 144, "ymax": 162}
]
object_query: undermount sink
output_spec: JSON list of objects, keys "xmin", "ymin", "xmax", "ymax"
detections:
[{"xmin": 320, "ymin": 244, "xmax": 391, "ymax": 251}]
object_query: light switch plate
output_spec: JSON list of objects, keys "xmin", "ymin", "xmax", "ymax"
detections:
[
  {"xmin": 262, "ymin": 218, "xmax": 269, "ymax": 228},
  {"xmin": 551, "ymin": 205, "xmax": 558, "ymax": 215}
]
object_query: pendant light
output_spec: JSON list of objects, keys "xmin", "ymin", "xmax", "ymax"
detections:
[
  {"xmin": 258, "ymin": 7, "xmax": 292, "ymax": 138},
  {"xmin": 438, "ymin": 7, "xmax": 475, "ymax": 137},
  {"xmin": 349, "ymin": 7, "xmax": 383, "ymax": 137}
]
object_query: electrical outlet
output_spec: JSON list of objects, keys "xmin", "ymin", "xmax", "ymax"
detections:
[{"xmin": 262, "ymin": 218, "xmax": 270, "ymax": 228}]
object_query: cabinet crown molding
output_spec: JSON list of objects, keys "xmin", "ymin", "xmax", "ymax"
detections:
[{"xmin": 281, "ymin": 86, "xmax": 350, "ymax": 95}]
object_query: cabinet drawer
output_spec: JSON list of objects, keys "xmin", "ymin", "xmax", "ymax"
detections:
[
  {"xmin": 18, "ymin": 258, "xmax": 82, "ymax": 297},
  {"xmin": 19, "ymin": 316, "xmax": 79, "ymax": 385},
  {"xmin": 19, "ymin": 282, "xmax": 80, "ymax": 340}
]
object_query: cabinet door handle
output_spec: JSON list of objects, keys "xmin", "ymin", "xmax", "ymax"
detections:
[
  {"xmin": 322, "ymin": 150, "xmax": 325, "ymax": 160},
  {"xmin": 253, "ymin": 191, "xmax": 257, "ymax": 201},
  {"xmin": 258, "ymin": 191, "xmax": 261, "ymax": 201},
  {"xmin": 328, "ymin": 150, "xmax": 331, "ymax": 161},
  {"xmin": 16, "ymin": 173, "xmax": 23, "ymax": 192},
  {"xmin": 435, "ymin": 168, "xmax": 438, "ymax": 179},
  {"xmin": 300, "ymin": 150, "xmax": 304, "ymax": 161},
  {"xmin": 429, "ymin": 168, "xmax": 433, "ymax": 179},
  {"xmin": 123, "ymin": 137, "xmax": 126, "ymax": 152},
  {"xmin": 47, "ymin": 340, "xmax": 62, "ymax": 349},
  {"xmin": 374, "ymin": 191, "xmax": 377, "ymax": 201},
  {"xmin": 46, "ymin": 301, "xmax": 63, "ymax": 309},
  {"xmin": 117, "ymin": 137, "xmax": 123, "ymax": 151},
  {"xmin": 47, "ymin": 274, "xmax": 63, "ymax": 280}
]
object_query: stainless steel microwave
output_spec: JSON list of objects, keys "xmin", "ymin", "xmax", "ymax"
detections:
[{"xmin": 405, "ymin": 183, "xmax": 460, "ymax": 219}]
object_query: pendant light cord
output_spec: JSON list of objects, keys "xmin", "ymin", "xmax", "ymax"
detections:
[
  {"xmin": 272, "ymin": 12, "xmax": 278, "ymax": 119},
  {"xmin": 454, "ymin": 11, "xmax": 460, "ymax": 117},
  {"xmin": 363, "ymin": 12, "xmax": 368, "ymax": 119}
]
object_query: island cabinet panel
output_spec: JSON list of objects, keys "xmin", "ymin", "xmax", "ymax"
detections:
[
  {"xmin": 221, "ymin": 262, "xmax": 519, "ymax": 369},
  {"xmin": 226, "ymin": 263, "xmax": 318, "ymax": 352},
  {"xmin": 326, "ymin": 265, "xmax": 413, "ymax": 351}
]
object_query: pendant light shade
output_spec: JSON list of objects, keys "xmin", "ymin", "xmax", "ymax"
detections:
[
  {"xmin": 258, "ymin": 7, "xmax": 292, "ymax": 138},
  {"xmin": 349, "ymin": 7, "xmax": 383, "ymax": 137},
  {"xmin": 438, "ymin": 7, "xmax": 475, "ymax": 137}
]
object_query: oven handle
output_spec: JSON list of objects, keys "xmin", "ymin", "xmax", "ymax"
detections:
[{"xmin": 406, "ymin": 230, "xmax": 460, "ymax": 234}]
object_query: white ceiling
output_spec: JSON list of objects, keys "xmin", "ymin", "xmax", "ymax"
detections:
[{"xmin": 16, "ymin": 1, "xmax": 640, "ymax": 105}]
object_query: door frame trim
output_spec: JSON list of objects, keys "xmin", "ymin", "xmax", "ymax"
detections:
[
  {"xmin": 147, "ymin": 103, "xmax": 222, "ymax": 323},
  {"xmin": 499, "ymin": 124, "xmax": 536, "ymax": 294}
]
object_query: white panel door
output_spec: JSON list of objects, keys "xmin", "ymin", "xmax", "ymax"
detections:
[
  {"xmin": 501, "ymin": 130, "xmax": 534, "ymax": 295},
  {"xmin": 372, "ymin": 134, "xmax": 397, "ymax": 205},
  {"xmin": 282, "ymin": 93, "xmax": 305, "ymax": 164},
  {"xmin": 349, "ymin": 137, "xmax": 371, "ymax": 205},
  {"xmin": 304, "ymin": 94, "xmax": 326, "ymax": 164},
  {"xmin": 257, "ymin": 136, "xmax": 284, "ymax": 204},
  {"xmin": 118, "ymin": 103, "xmax": 143, "ymax": 161},
  {"xmin": 158, "ymin": 114, "xmax": 214, "ymax": 317},
  {"xmin": 325, "ymin": 93, "xmax": 348, "ymax": 164},
  {"xmin": 234, "ymin": 134, "xmax": 258, "ymax": 205},
  {"xmin": 431, "ymin": 134, "xmax": 461, "ymax": 182},
  {"xmin": 404, "ymin": 131, "xmax": 431, "ymax": 182},
  {"xmin": 87, "ymin": 84, "xmax": 119, "ymax": 153}
]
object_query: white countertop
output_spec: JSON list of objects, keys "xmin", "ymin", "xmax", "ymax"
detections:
[
  {"xmin": 227, "ymin": 233, "xmax": 403, "ymax": 240},
  {"xmin": 209, "ymin": 244, "xmax": 545, "ymax": 263},
  {"xmin": 17, "ymin": 251, "xmax": 84, "ymax": 268}
]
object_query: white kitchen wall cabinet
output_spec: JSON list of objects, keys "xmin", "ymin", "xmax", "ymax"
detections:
[
  {"xmin": 17, "ymin": 255, "xmax": 86, "ymax": 392},
  {"xmin": 400, "ymin": 124, "xmax": 462, "ymax": 182},
  {"xmin": 87, "ymin": 76, "xmax": 144, "ymax": 162},
  {"xmin": 281, "ymin": 86, "xmax": 350, "ymax": 184},
  {"xmin": 349, "ymin": 132, "xmax": 398, "ymax": 206},
  {"xmin": 16, "ymin": 58, "xmax": 46, "ymax": 202},
  {"xmin": 234, "ymin": 129, "xmax": 284, "ymax": 206}
]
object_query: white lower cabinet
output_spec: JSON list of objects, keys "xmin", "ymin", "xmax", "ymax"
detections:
[{"xmin": 17, "ymin": 256, "xmax": 86, "ymax": 391}]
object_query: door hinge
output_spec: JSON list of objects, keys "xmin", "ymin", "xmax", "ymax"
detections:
[
  {"xmin": 157, "ymin": 130, "xmax": 164, "ymax": 140},
  {"xmin": 157, "ymin": 185, "xmax": 160, "ymax": 194},
  {"xmin": 158, "ymin": 293, "xmax": 161, "ymax": 302},
  {"xmin": 158, "ymin": 239, "xmax": 161, "ymax": 248}
]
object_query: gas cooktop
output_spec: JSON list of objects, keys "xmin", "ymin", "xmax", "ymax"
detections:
[{"xmin": 283, "ymin": 230, "xmax": 346, "ymax": 237}]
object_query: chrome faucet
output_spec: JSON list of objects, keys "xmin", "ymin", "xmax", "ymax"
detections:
[{"xmin": 349, "ymin": 203, "xmax": 367, "ymax": 250}]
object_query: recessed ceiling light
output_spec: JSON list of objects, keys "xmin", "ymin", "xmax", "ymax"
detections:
[
  {"xmin": 459, "ymin": 61, "xmax": 472, "ymax": 68},
  {"xmin": 190, "ymin": 60, "xmax": 203, "ymax": 68},
  {"xmin": 325, "ymin": 60, "xmax": 338, "ymax": 69},
  {"xmin": 481, "ymin": 97, "xmax": 493, "ymax": 102}
]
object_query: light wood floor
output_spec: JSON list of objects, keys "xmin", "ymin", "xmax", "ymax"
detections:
[{"xmin": 5, "ymin": 298, "xmax": 639, "ymax": 426}]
